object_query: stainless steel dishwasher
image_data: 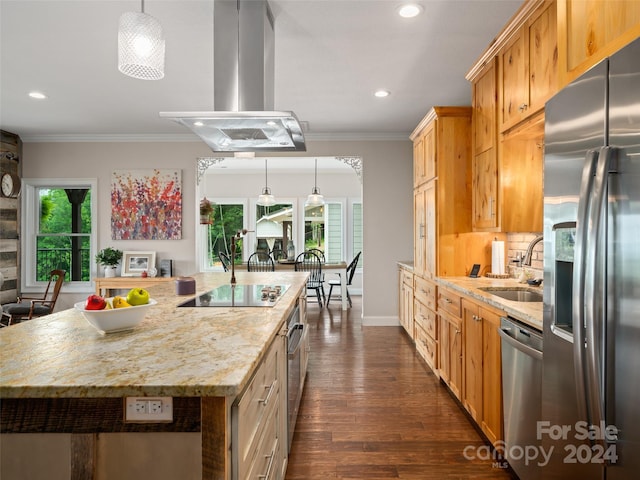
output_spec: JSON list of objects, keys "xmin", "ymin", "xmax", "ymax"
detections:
[{"xmin": 498, "ymin": 316, "xmax": 543, "ymax": 480}]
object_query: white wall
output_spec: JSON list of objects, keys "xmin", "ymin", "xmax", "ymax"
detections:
[{"xmin": 22, "ymin": 138, "xmax": 413, "ymax": 324}]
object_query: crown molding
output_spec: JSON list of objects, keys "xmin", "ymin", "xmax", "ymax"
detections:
[{"xmin": 20, "ymin": 131, "xmax": 412, "ymax": 143}]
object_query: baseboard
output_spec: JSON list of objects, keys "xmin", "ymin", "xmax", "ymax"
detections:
[{"xmin": 362, "ymin": 315, "xmax": 400, "ymax": 327}]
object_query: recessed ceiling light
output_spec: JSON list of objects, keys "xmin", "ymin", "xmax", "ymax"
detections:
[
  {"xmin": 374, "ymin": 89, "xmax": 391, "ymax": 98},
  {"xmin": 398, "ymin": 4, "xmax": 423, "ymax": 18},
  {"xmin": 28, "ymin": 91, "xmax": 47, "ymax": 100}
]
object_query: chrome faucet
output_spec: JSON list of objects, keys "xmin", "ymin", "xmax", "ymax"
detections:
[{"xmin": 523, "ymin": 235, "xmax": 544, "ymax": 266}]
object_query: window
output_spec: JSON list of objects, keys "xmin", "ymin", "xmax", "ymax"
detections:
[
  {"xmin": 200, "ymin": 201, "xmax": 246, "ymax": 271},
  {"xmin": 256, "ymin": 202, "xmax": 294, "ymax": 259},
  {"xmin": 22, "ymin": 179, "xmax": 97, "ymax": 292}
]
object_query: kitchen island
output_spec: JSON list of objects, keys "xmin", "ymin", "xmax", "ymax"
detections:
[{"xmin": 0, "ymin": 271, "xmax": 308, "ymax": 480}]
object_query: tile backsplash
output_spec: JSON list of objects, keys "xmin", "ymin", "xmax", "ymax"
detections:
[{"xmin": 507, "ymin": 232, "xmax": 543, "ymax": 280}]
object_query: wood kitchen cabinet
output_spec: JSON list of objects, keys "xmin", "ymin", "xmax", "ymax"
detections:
[
  {"xmin": 438, "ymin": 287, "xmax": 463, "ymax": 400},
  {"xmin": 471, "ymin": 148, "xmax": 499, "ymax": 231},
  {"xmin": 414, "ymin": 276, "xmax": 438, "ymax": 373},
  {"xmin": 413, "ymin": 121, "xmax": 436, "ymax": 188},
  {"xmin": 499, "ymin": 0, "xmax": 557, "ymax": 132},
  {"xmin": 558, "ymin": 0, "xmax": 640, "ymax": 85},
  {"xmin": 500, "ymin": 111, "xmax": 545, "ymax": 232},
  {"xmin": 412, "ymin": 107, "xmax": 497, "ymax": 278},
  {"xmin": 461, "ymin": 296, "xmax": 505, "ymax": 446},
  {"xmin": 399, "ymin": 266, "xmax": 414, "ymax": 338}
]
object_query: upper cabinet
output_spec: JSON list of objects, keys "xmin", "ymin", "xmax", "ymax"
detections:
[
  {"xmin": 499, "ymin": 1, "xmax": 558, "ymax": 132},
  {"xmin": 473, "ymin": 60, "xmax": 497, "ymax": 156},
  {"xmin": 558, "ymin": 0, "xmax": 640, "ymax": 85},
  {"xmin": 413, "ymin": 121, "xmax": 436, "ymax": 188}
]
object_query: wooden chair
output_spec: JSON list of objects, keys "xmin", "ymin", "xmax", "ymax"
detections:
[
  {"xmin": 2, "ymin": 269, "xmax": 66, "ymax": 325},
  {"xmin": 294, "ymin": 251, "xmax": 325, "ymax": 308},
  {"xmin": 328, "ymin": 252, "xmax": 361, "ymax": 307},
  {"xmin": 247, "ymin": 252, "xmax": 275, "ymax": 272},
  {"xmin": 219, "ymin": 251, "xmax": 231, "ymax": 272}
]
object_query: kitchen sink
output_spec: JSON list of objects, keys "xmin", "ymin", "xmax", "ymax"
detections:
[{"xmin": 478, "ymin": 287, "xmax": 543, "ymax": 302}]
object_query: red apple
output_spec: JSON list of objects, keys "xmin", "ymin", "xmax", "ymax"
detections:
[{"xmin": 85, "ymin": 294, "xmax": 107, "ymax": 310}]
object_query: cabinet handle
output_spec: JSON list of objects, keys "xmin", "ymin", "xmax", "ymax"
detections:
[
  {"xmin": 444, "ymin": 298, "xmax": 452, "ymax": 304},
  {"xmin": 259, "ymin": 379, "xmax": 278, "ymax": 406},
  {"xmin": 489, "ymin": 197, "xmax": 495, "ymax": 217},
  {"xmin": 419, "ymin": 223, "xmax": 425, "ymax": 239},
  {"xmin": 455, "ymin": 330, "xmax": 460, "ymax": 335},
  {"xmin": 518, "ymin": 103, "xmax": 528, "ymax": 112},
  {"xmin": 258, "ymin": 438, "xmax": 278, "ymax": 480}
]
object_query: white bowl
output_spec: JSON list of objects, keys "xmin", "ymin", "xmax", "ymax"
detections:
[{"xmin": 74, "ymin": 298, "xmax": 157, "ymax": 333}]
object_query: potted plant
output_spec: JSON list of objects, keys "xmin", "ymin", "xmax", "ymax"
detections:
[
  {"xmin": 200, "ymin": 197, "xmax": 215, "ymax": 225},
  {"xmin": 95, "ymin": 247, "xmax": 123, "ymax": 277}
]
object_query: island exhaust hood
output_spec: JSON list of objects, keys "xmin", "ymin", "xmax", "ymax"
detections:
[{"xmin": 160, "ymin": 0, "xmax": 306, "ymax": 152}]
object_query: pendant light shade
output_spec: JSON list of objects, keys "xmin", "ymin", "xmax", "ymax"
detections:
[
  {"xmin": 257, "ymin": 159, "xmax": 276, "ymax": 206},
  {"xmin": 118, "ymin": 1, "xmax": 165, "ymax": 80},
  {"xmin": 306, "ymin": 159, "xmax": 325, "ymax": 206}
]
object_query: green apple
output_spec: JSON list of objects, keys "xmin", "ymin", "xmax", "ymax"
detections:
[{"xmin": 126, "ymin": 288, "xmax": 150, "ymax": 306}]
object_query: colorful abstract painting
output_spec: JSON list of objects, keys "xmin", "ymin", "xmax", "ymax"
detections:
[{"xmin": 111, "ymin": 169, "xmax": 182, "ymax": 240}]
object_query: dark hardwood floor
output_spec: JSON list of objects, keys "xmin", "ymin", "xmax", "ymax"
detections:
[{"xmin": 285, "ymin": 296, "xmax": 517, "ymax": 480}]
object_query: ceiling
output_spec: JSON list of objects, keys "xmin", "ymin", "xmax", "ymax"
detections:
[{"xmin": 0, "ymin": 0, "xmax": 523, "ymax": 145}]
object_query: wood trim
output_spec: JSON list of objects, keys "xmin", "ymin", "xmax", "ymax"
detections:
[
  {"xmin": 466, "ymin": 0, "xmax": 547, "ymax": 82},
  {"xmin": 202, "ymin": 396, "xmax": 228, "ymax": 480},
  {"xmin": 1, "ymin": 397, "xmax": 201, "ymax": 433},
  {"xmin": 71, "ymin": 434, "xmax": 96, "ymax": 480},
  {"xmin": 409, "ymin": 106, "xmax": 473, "ymax": 141}
]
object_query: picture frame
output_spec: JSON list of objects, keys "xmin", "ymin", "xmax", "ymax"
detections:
[
  {"xmin": 159, "ymin": 259, "xmax": 173, "ymax": 278},
  {"xmin": 122, "ymin": 251, "xmax": 156, "ymax": 277}
]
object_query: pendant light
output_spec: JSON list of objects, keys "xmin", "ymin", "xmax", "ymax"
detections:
[
  {"xmin": 118, "ymin": 0, "xmax": 165, "ymax": 80},
  {"xmin": 257, "ymin": 159, "xmax": 276, "ymax": 206},
  {"xmin": 305, "ymin": 159, "xmax": 325, "ymax": 206}
]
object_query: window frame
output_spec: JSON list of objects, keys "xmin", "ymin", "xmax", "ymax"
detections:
[
  {"xmin": 21, "ymin": 178, "xmax": 98, "ymax": 294},
  {"xmin": 198, "ymin": 198, "xmax": 248, "ymax": 272}
]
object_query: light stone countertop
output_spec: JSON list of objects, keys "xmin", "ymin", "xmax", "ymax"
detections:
[
  {"xmin": 436, "ymin": 276, "xmax": 543, "ymax": 331},
  {"xmin": 397, "ymin": 261, "xmax": 414, "ymax": 271},
  {"xmin": 0, "ymin": 272, "xmax": 308, "ymax": 399}
]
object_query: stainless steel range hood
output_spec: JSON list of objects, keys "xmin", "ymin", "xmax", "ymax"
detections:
[{"xmin": 160, "ymin": 0, "xmax": 306, "ymax": 152}]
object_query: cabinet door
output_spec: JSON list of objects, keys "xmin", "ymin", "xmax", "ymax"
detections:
[
  {"xmin": 439, "ymin": 314, "xmax": 451, "ymax": 384},
  {"xmin": 423, "ymin": 122, "xmax": 437, "ymax": 182},
  {"xmin": 473, "ymin": 60, "xmax": 497, "ymax": 155},
  {"xmin": 528, "ymin": 1, "xmax": 557, "ymax": 112},
  {"xmin": 413, "ymin": 187, "xmax": 426, "ymax": 277},
  {"xmin": 500, "ymin": 30, "xmax": 528, "ymax": 128},
  {"xmin": 462, "ymin": 299, "xmax": 483, "ymax": 422},
  {"xmin": 424, "ymin": 180, "xmax": 436, "ymax": 278},
  {"xmin": 413, "ymin": 134, "xmax": 425, "ymax": 188},
  {"xmin": 481, "ymin": 307, "xmax": 503, "ymax": 446},
  {"xmin": 448, "ymin": 315, "xmax": 463, "ymax": 401},
  {"xmin": 472, "ymin": 148, "xmax": 498, "ymax": 231},
  {"xmin": 562, "ymin": 0, "xmax": 640, "ymax": 80}
]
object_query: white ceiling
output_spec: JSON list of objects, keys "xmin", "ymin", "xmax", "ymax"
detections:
[{"xmin": 0, "ymin": 0, "xmax": 523, "ymax": 144}]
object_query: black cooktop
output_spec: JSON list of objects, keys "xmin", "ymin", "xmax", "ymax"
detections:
[{"xmin": 177, "ymin": 284, "xmax": 290, "ymax": 308}]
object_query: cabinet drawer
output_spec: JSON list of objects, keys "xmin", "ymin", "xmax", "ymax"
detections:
[
  {"xmin": 235, "ymin": 340, "xmax": 280, "ymax": 469},
  {"xmin": 400, "ymin": 268, "xmax": 413, "ymax": 287},
  {"xmin": 244, "ymin": 402, "xmax": 281, "ymax": 480},
  {"xmin": 438, "ymin": 288, "xmax": 461, "ymax": 318},
  {"xmin": 415, "ymin": 324, "xmax": 438, "ymax": 372},
  {"xmin": 414, "ymin": 300, "xmax": 437, "ymax": 340},
  {"xmin": 414, "ymin": 276, "xmax": 437, "ymax": 311}
]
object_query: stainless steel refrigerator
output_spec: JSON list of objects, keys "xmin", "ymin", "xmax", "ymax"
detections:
[{"xmin": 542, "ymin": 36, "xmax": 640, "ymax": 479}]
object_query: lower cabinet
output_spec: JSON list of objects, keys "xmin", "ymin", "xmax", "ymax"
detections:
[
  {"xmin": 438, "ymin": 310, "xmax": 463, "ymax": 400},
  {"xmin": 233, "ymin": 329, "xmax": 286, "ymax": 480},
  {"xmin": 461, "ymin": 296, "xmax": 505, "ymax": 445},
  {"xmin": 414, "ymin": 277, "xmax": 438, "ymax": 372},
  {"xmin": 399, "ymin": 266, "xmax": 414, "ymax": 338}
]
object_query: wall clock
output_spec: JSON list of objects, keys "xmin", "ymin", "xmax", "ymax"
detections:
[{"xmin": 1, "ymin": 172, "xmax": 21, "ymax": 198}]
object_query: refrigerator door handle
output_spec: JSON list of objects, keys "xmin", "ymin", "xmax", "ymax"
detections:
[
  {"xmin": 583, "ymin": 146, "xmax": 616, "ymax": 450},
  {"xmin": 572, "ymin": 148, "xmax": 599, "ymax": 426}
]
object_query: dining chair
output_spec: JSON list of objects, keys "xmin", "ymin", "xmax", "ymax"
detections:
[
  {"xmin": 247, "ymin": 252, "xmax": 275, "ymax": 272},
  {"xmin": 307, "ymin": 248, "xmax": 325, "ymax": 263},
  {"xmin": 219, "ymin": 251, "xmax": 231, "ymax": 272},
  {"xmin": 2, "ymin": 269, "xmax": 66, "ymax": 325},
  {"xmin": 295, "ymin": 251, "xmax": 326, "ymax": 308},
  {"xmin": 327, "ymin": 251, "xmax": 361, "ymax": 307}
]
